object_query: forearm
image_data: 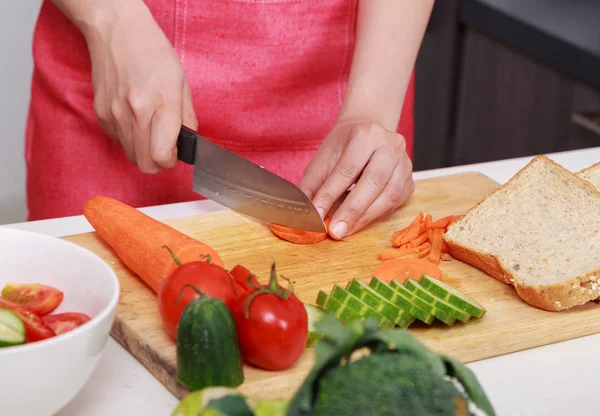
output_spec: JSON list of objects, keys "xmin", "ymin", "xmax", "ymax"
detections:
[
  {"xmin": 338, "ymin": 0, "xmax": 434, "ymax": 131},
  {"xmin": 51, "ymin": 0, "xmax": 151, "ymax": 40}
]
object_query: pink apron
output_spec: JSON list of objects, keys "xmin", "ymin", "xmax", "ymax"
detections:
[{"xmin": 26, "ymin": 0, "xmax": 414, "ymax": 221}]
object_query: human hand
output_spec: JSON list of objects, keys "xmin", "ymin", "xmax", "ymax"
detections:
[
  {"xmin": 84, "ymin": 2, "xmax": 197, "ymax": 173},
  {"xmin": 298, "ymin": 119, "xmax": 414, "ymax": 240}
]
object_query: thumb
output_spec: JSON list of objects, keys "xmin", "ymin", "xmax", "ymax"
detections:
[{"xmin": 149, "ymin": 102, "xmax": 182, "ymax": 168}]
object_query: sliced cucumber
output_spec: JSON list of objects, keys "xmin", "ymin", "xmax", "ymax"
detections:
[
  {"xmin": 304, "ymin": 304, "xmax": 325, "ymax": 347},
  {"xmin": 329, "ymin": 285, "xmax": 395, "ymax": 329},
  {"xmin": 316, "ymin": 290, "xmax": 363, "ymax": 324},
  {"xmin": 0, "ymin": 308, "xmax": 26, "ymax": 348},
  {"xmin": 345, "ymin": 279, "xmax": 414, "ymax": 328},
  {"xmin": 419, "ymin": 275, "xmax": 487, "ymax": 318},
  {"xmin": 369, "ymin": 277, "xmax": 435, "ymax": 325},
  {"xmin": 403, "ymin": 279, "xmax": 470, "ymax": 323},
  {"xmin": 390, "ymin": 280, "xmax": 455, "ymax": 326}
]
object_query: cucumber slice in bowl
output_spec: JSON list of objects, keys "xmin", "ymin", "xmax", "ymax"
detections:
[{"xmin": 0, "ymin": 308, "xmax": 26, "ymax": 348}]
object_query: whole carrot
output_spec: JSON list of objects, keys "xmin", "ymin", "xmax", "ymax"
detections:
[{"xmin": 84, "ymin": 196, "xmax": 224, "ymax": 293}]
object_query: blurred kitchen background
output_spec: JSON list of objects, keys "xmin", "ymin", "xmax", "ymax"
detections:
[{"xmin": 1, "ymin": 0, "xmax": 599, "ymax": 224}]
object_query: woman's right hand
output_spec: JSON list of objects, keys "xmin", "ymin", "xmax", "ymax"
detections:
[{"xmin": 81, "ymin": 1, "xmax": 198, "ymax": 173}]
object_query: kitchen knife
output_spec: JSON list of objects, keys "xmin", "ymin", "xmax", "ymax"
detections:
[{"xmin": 177, "ymin": 125, "xmax": 327, "ymax": 232}]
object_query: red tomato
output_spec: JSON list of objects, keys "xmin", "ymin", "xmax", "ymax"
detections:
[
  {"xmin": 0, "ymin": 297, "xmax": 55, "ymax": 342},
  {"xmin": 158, "ymin": 261, "xmax": 238, "ymax": 340},
  {"xmin": 229, "ymin": 265, "xmax": 260, "ymax": 292},
  {"xmin": 42, "ymin": 312, "xmax": 91, "ymax": 335},
  {"xmin": 1, "ymin": 283, "xmax": 64, "ymax": 315},
  {"xmin": 232, "ymin": 264, "xmax": 308, "ymax": 371}
]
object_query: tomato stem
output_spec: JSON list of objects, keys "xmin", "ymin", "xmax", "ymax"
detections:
[
  {"xmin": 163, "ymin": 245, "xmax": 183, "ymax": 267},
  {"xmin": 174, "ymin": 283, "xmax": 205, "ymax": 306},
  {"xmin": 243, "ymin": 263, "xmax": 294, "ymax": 319}
]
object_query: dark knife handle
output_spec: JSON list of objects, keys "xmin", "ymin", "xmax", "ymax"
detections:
[{"xmin": 177, "ymin": 125, "xmax": 197, "ymax": 165}]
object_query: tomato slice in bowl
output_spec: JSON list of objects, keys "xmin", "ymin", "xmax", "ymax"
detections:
[
  {"xmin": 42, "ymin": 312, "xmax": 91, "ymax": 335},
  {"xmin": 1, "ymin": 283, "xmax": 64, "ymax": 315},
  {"xmin": 0, "ymin": 298, "xmax": 55, "ymax": 343}
]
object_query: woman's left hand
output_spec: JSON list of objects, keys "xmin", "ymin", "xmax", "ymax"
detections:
[{"xmin": 298, "ymin": 119, "xmax": 414, "ymax": 240}]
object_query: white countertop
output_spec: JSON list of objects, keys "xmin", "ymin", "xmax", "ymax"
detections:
[{"xmin": 5, "ymin": 147, "xmax": 600, "ymax": 416}]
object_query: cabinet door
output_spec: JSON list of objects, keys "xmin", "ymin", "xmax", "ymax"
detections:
[
  {"xmin": 453, "ymin": 29, "xmax": 574, "ymax": 165},
  {"xmin": 413, "ymin": 1, "xmax": 462, "ymax": 170},
  {"xmin": 568, "ymin": 83, "xmax": 600, "ymax": 151}
]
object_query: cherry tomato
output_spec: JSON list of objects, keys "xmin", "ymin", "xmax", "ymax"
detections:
[
  {"xmin": 1, "ymin": 283, "xmax": 64, "ymax": 315},
  {"xmin": 229, "ymin": 265, "xmax": 261, "ymax": 292},
  {"xmin": 0, "ymin": 298, "xmax": 55, "ymax": 343},
  {"xmin": 42, "ymin": 312, "xmax": 91, "ymax": 335},
  {"xmin": 232, "ymin": 264, "xmax": 308, "ymax": 371},
  {"xmin": 158, "ymin": 261, "xmax": 238, "ymax": 340}
]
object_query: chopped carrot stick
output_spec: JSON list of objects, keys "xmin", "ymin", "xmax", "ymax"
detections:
[
  {"xmin": 418, "ymin": 247, "xmax": 432, "ymax": 259},
  {"xmin": 399, "ymin": 213, "xmax": 424, "ymax": 244},
  {"xmin": 373, "ymin": 258, "xmax": 443, "ymax": 283},
  {"xmin": 408, "ymin": 232, "xmax": 429, "ymax": 248},
  {"xmin": 378, "ymin": 247, "xmax": 420, "ymax": 261},
  {"xmin": 416, "ymin": 242, "xmax": 431, "ymax": 252},
  {"xmin": 449, "ymin": 215, "xmax": 464, "ymax": 226},
  {"xmin": 427, "ymin": 215, "xmax": 454, "ymax": 230},
  {"xmin": 427, "ymin": 228, "xmax": 433, "ymax": 244},
  {"xmin": 424, "ymin": 214, "xmax": 432, "ymax": 229},
  {"xmin": 429, "ymin": 228, "xmax": 443, "ymax": 265},
  {"xmin": 392, "ymin": 225, "xmax": 411, "ymax": 239},
  {"xmin": 270, "ymin": 217, "xmax": 332, "ymax": 244},
  {"xmin": 83, "ymin": 196, "xmax": 224, "ymax": 293}
]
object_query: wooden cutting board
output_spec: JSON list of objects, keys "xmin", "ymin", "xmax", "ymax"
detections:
[{"xmin": 63, "ymin": 172, "xmax": 600, "ymax": 401}]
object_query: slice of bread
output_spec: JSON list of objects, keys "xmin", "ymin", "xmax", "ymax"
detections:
[
  {"xmin": 576, "ymin": 162, "xmax": 600, "ymax": 302},
  {"xmin": 443, "ymin": 155, "xmax": 600, "ymax": 311},
  {"xmin": 577, "ymin": 162, "xmax": 600, "ymax": 188}
]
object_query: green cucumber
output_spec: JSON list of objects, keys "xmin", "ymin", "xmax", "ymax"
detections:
[
  {"xmin": 316, "ymin": 290, "xmax": 363, "ymax": 324},
  {"xmin": 403, "ymin": 279, "xmax": 471, "ymax": 323},
  {"xmin": 419, "ymin": 275, "xmax": 487, "ymax": 318},
  {"xmin": 390, "ymin": 280, "xmax": 455, "ymax": 326},
  {"xmin": 0, "ymin": 308, "xmax": 25, "ymax": 348},
  {"xmin": 176, "ymin": 288, "xmax": 244, "ymax": 390},
  {"xmin": 329, "ymin": 285, "xmax": 395, "ymax": 329},
  {"xmin": 368, "ymin": 278, "xmax": 435, "ymax": 325},
  {"xmin": 304, "ymin": 304, "xmax": 325, "ymax": 347},
  {"xmin": 345, "ymin": 279, "xmax": 414, "ymax": 328}
]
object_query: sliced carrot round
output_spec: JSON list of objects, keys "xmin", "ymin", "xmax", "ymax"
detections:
[{"xmin": 269, "ymin": 217, "xmax": 331, "ymax": 245}]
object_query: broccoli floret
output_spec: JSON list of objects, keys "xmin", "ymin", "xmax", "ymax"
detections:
[{"xmin": 311, "ymin": 352, "xmax": 469, "ymax": 416}]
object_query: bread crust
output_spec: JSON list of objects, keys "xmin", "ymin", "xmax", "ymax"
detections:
[
  {"xmin": 443, "ymin": 155, "xmax": 600, "ymax": 311},
  {"xmin": 576, "ymin": 161, "xmax": 600, "ymax": 176}
]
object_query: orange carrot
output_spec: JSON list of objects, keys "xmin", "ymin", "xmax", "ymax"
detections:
[
  {"xmin": 83, "ymin": 196, "xmax": 224, "ymax": 293},
  {"xmin": 392, "ymin": 225, "xmax": 411, "ymax": 239},
  {"xmin": 399, "ymin": 213, "xmax": 424, "ymax": 245},
  {"xmin": 270, "ymin": 217, "xmax": 331, "ymax": 244},
  {"xmin": 416, "ymin": 242, "xmax": 431, "ymax": 252},
  {"xmin": 408, "ymin": 232, "xmax": 429, "ymax": 248},
  {"xmin": 373, "ymin": 258, "xmax": 443, "ymax": 283},
  {"xmin": 429, "ymin": 228, "xmax": 443, "ymax": 265},
  {"xmin": 427, "ymin": 228, "xmax": 433, "ymax": 244},
  {"xmin": 378, "ymin": 247, "xmax": 420, "ymax": 261},
  {"xmin": 427, "ymin": 215, "xmax": 454, "ymax": 230},
  {"xmin": 424, "ymin": 213, "xmax": 432, "ymax": 229},
  {"xmin": 449, "ymin": 215, "xmax": 464, "ymax": 226},
  {"xmin": 418, "ymin": 247, "xmax": 432, "ymax": 259}
]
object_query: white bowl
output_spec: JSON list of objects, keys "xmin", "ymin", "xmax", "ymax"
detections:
[{"xmin": 0, "ymin": 227, "xmax": 119, "ymax": 416}]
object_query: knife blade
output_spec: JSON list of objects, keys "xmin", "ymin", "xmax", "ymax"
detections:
[{"xmin": 177, "ymin": 125, "xmax": 327, "ymax": 233}]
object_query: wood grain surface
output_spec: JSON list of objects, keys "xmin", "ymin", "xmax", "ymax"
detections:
[{"xmin": 63, "ymin": 172, "xmax": 600, "ymax": 401}]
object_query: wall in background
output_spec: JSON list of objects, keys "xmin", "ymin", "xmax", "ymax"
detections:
[{"xmin": 0, "ymin": 1, "xmax": 42, "ymax": 224}]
